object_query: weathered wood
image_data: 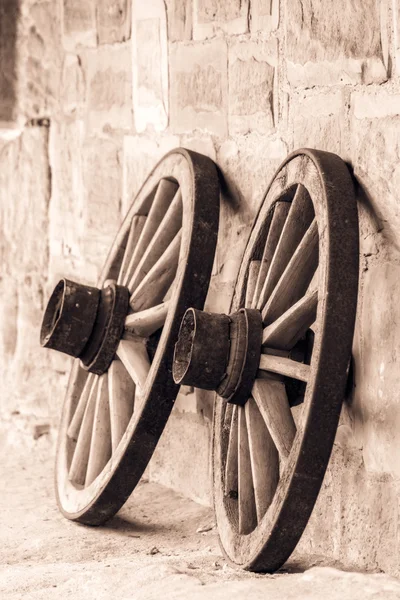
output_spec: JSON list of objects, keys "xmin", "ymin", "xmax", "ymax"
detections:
[
  {"xmin": 252, "ymin": 378, "xmax": 296, "ymax": 460},
  {"xmin": 128, "ymin": 190, "xmax": 182, "ymax": 292},
  {"xmin": 85, "ymin": 374, "xmax": 112, "ymax": 486},
  {"xmin": 116, "ymin": 337, "xmax": 151, "ymax": 392},
  {"xmin": 262, "ymin": 219, "xmax": 319, "ymax": 325},
  {"xmin": 118, "ymin": 215, "xmax": 146, "ymax": 286},
  {"xmin": 67, "ymin": 373, "xmax": 97, "ymax": 442},
  {"xmin": 262, "ymin": 288, "xmax": 318, "ymax": 350},
  {"xmin": 129, "ymin": 229, "xmax": 182, "ymax": 312},
  {"xmin": 54, "ymin": 148, "xmax": 220, "ymax": 526},
  {"xmin": 108, "ymin": 360, "xmax": 135, "ymax": 452},
  {"xmin": 238, "ymin": 407, "xmax": 258, "ymax": 534},
  {"xmin": 213, "ymin": 149, "xmax": 359, "ymax": 572},
  {"xmin": 125, "ymin": 301, "xmax": 169, "ymax": 337},
  {"xmin": 257, "ymin": 185, "xmax": 314, "ymax": 312},
  {"xmin": 245, "ymin": 260, "xmax": 261, "ymax": 308},
  {"xmin": 259, "ymin": 353, "xmax": 310, "ymax": 382},
  {"xmin": 245, "ymin": 397, "xmax": 279, "ymax": 521},
  {"xmin": 254, "ymin": 202, "xmax": 290, "ymax": 310},
  {"xmin": 68, "ymin": 381, "xmax": 98, "ymax": 485},
  {"xmin": 126, "ymin": 179, "xmax": 179, "ymax": 291},
  {"xmin": 224, "ymin": 405, "xmax": 238, "ymax": 497}
]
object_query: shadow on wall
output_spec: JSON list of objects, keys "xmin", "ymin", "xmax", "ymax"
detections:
[
  {"xmin": 342, "ymin": 161, "xmax": 400, "ymax": 481},
  {"xmin": 0, "ymin": 0, "xmax": 20, "ymax": 124}
]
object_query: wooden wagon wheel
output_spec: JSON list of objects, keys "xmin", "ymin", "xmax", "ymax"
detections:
[
  {"xmin": 173, "ymin": 149, "xmax": 359, "ymax": 571},
  {"xmin": 40, "ymin": 148, "xmax": 220, "ymax": 525}
]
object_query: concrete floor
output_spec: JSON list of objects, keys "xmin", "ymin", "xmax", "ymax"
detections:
[{"xmin": 2, "ymin": 425, "xmax": 400, "ymax": 600}]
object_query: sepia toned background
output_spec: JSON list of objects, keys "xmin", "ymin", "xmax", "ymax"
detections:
[{"xmin": 1, "ymin": 0, "xmax": 400, "ymax": 575}]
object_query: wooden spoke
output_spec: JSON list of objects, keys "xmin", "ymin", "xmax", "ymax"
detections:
[
  {"xmin": 108, "ymin": 360, "xmax": 136, "ymax": 452},
  {"xmin": 68, "ymin": 381, "xmax": 98, "ymax": 485},
  {"xmin": 262, "ymin": 288, "xmax": 318, "ymax": 350},
  {"xmin": 85, "ymin": 375, "xmax": 112, "ymax": 486},
  {"xmin": 125, "ymin": 301, "xmax": 169, "ymax": 337},
  {"xmin": 245, "ymin": 397, "xmax": 279, "ymax": 521},
  {"xmin": 262, "ymin": 219, "xmax": 319, "ymax": 325},
  {"xmin": 252, "ymin": 379, "xmax": 296, "ymax": 460},
  {"xmin": 259, "ymin": 353, "xmax": 310, "ymax": 382},
  {"xmin": 118, "ymin": 215, "xmax": 146, "ymax": 286},
  {"xmin": 125, "ymin": 179, "xmax": 179, "ymax": 289},
  {"xmin": 224, "ymin": 405, "xmax": 238, "ymax": 497},
  {"xmin": 116, "ymin": 337, "xmax": 151, "ymax": 393},
  {"xmin": 246, "ymin": 260, "xmax": 261, "ymax": 308},
  {"xmin": 238, "ymin": 406, "xmax": 258, "ymax": 534},
  {"xmin": 128, "ymin": 190, "xmax": 182, "ymax": 291},
  {"xmin": 67, "ymin": 373, "xmax": 97, "ymax": 442},
  {"xmin": 129, "ymin": 229, "xmax": 182, "ymax": 312},
  {"xmin": 257, "ymin": 185, "xmax": 314, "ymax": 311},
  {"xmin": 254, "ymin": 202, "xmax": 290, "ymax": 310}
]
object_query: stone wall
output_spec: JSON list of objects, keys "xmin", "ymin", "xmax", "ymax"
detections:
[{"xmin": 1, "ymin": 0, "xmax": 400, "ymax": 575}]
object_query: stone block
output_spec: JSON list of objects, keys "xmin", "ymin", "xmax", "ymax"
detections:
[
  {"xmin": 179, "ymin": 135, "xmax": 216, "ymax": 161},
  {"xmin": 0, "ymin": 127, "xmax": 54, "ymax": 416},
  {"xmin": 84, "ymin": 44, "xmax": 132, "ymax": 135},
  {"xmin": 394, "ymin": 0, "xmax": 400, "ymax": 72},
  {"xmin": 286, "ymin": 0, "xmax": 387, "ymax": 86},
  {"xmin": 97, "ymin": 0, "xmax": 131, "ymax": 44},
  {"xmin": 122, "ymin": 134, "xmax": 180, "ymax": 216},
  {"xmin": 170, "ymin": 39, "xmax": 228, "ymax": 137},
  {"xmin": 132, "ymin": 0, "xmax": 169, "ymax": 132},
  {"xmin": 350, "ymin": 91, "xmax": 400, "ymax": 249},
  {"xmin": 250, "ymin": 0, "xmax": 279, "ymax": 33},
  {"xmin": 0, "ymin": 0, "xmax": 19, "ymax": 124},
  {"xmin": 149, "ymin": 408, "xmax": 212, "ymax": 506},
  {"xmin": 21, "ymin": 2, "xmax": 63, "ymax": 120},
  {"xmin": 228, "ymin": 39, "xmax": 277, "ymax": 136},
  {"xmin": 48, "ymin": 119, "xmax": 88, "ymax": 282},
  {"xmin": 165, "ymin": 0, "xmax": 192, "ymax": 41},
  {"xmin": 289, "ymin": 90, "xmax": 345, "ymax": 155},
  {"xmin": 62, "ymin": 0, "xmax": 97, "ymax": 50},
  {"xmin": 60, "ymin": 54, "xmax": 85, "ymax": 115},
  {"xmin": 0, "ymin": 127, "xmax": 50, "ymax": 281},
  {"xmin": 82, "ymin": 136, "xmax": 123, "ymax": 278},
  {"xmin": 193, "ymin": 0, "xmax": 249, "ymax": 39},
  {"xmin": 352, "ymin": 261, "xmax": 400, "ymax": 478}
]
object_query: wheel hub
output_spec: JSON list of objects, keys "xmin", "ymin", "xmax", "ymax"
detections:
[
  {"xmin": 172, "ymin": 307, "xmax": 263, "ymax": 406},
  {"xmin": 40, "ymin": 278, "xmax": 130, "ymax": 375}
]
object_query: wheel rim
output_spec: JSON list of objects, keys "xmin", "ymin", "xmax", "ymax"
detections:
[
  {"xmin": 212, "ymin": 149, "xmax": 359, "ymax": 571},
  {"xmin": 54, "ymin": 148, "xmax": 220, "ymax": 524}
]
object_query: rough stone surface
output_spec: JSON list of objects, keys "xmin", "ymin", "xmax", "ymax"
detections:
[
  {"xmin": 289, "ymin": 90, "xmax": 345, "ymax": 155},
  {"xmin": 351, "ymin": 91, "xmax": 400, "ymax": 249},
  {"xmin": 83, "ymin": 43, "xmax": 132, "ymax": 134},
  {"xmin": 97, "ymin": 0, "xmax": 131, "ymax": 44},
  {"xmin": 3, "ymin": 0, "xmax": 400, "ymax": 580},
  {"xmin": 132, "ymin": 0, "xmax": 169, "ymax": 132},
  {"xmin": 228, "ymin": 39, "xmax": 277, "ymax": 135},
  {"xmin": 62, "ymin": 0, "xmax": 97, "ymax": 50},
  {"xmin": 286, "ymin": 0, "xmax": 387, "ymax": 86},
  {"xmin": 81, "ymin": 136, "xmax": 122, "ymax": 274},
  {"xmin": 149, "ymin": 409, "xmax": 212, "ymax": 506},
  {"xmin": 395, "ymin": 0, "xmax": 400, "ymax": 72},
  {"xmin": 250, "ymin": 0, "xmax": 279, "ymax": 32},
  {"xmin": 0, "ymin": 0, "xmax": 19, "ymax": 124},
  {"xmin": 2, "ymin": 442, "xmax": 400, "ymax": 599},
  {"xmin": 121, "ymin": 134, "xmax": 180, "ymax": 215},
  {"xmin": 166, "ymin": 0, "xmax": 192, "ymax": 41},
  {"xmin": 193, "ymin": 0, "xmax": 249, "ymax": 39},
  {"xmin": 170, "ymin": 39, "xmax": 228, "ymax": 136}
]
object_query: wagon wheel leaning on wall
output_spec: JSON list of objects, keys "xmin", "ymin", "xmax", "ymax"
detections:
[
  {"xmin": 173, "ymin": 149, "xmax": 359, "ymax": 572},
  {"xmin": 40, "ymin": 148, "xmax": 220, "ymax": 524}
]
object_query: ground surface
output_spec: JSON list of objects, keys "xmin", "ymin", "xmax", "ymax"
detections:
[{"xmin": 2, "ymin": 427, "xmax": 400, "ymax": 600}]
